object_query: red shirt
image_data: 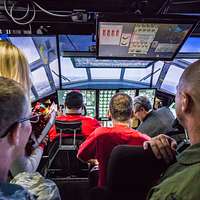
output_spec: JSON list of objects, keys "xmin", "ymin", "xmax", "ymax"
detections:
[
  {"xmin": 77, "ymin": 124, "xmax": 151, "ymax": 187},
  {"xmin": 48, "ymin": 114, "xmax": 101, "ymax": 141}
]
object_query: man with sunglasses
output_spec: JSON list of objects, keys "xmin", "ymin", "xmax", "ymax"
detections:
[
  {"xmin": 133, "ymin": 96, "xmax": 175, "ymax": 137},
  {"xmin": 0, "ymin": 77, "xmax": 35, "ymax": 199}
]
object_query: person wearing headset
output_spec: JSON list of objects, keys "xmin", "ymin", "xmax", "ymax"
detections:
[{"xmin": 48, "ymin": 91, "xmax": 100, "ymax": 141}]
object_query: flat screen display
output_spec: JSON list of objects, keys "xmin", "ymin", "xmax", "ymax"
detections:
[
  {"xmin": 138, "ymin": 89, "xmax": 156, "ymax": 107},
  {"xmin": 118, "ymin": 89, "xmax": 136, "ymax": 100},
  {"xmin": 98, "ymin": 90, "xmax": 117, "ymax": 120},
  {"xmin": 97, "ymin": 19, "xmax": 195, "ymax": 60},
  {"xmin": 57, "ymin": 90, "xmax": 96, "ymax": 118},
  {"xmin": 161, "ymin": 65, "xmax": 184, "ymax": 95}
]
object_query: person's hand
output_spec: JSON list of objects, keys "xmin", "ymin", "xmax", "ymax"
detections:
[
  {"xmin": 143, "ymin": 134, "xmax": 177, "ymax": 164},
  {"xmin": 41, "ymin": 135, "xmax": 49, "ymax": 146},
  {"xmin": 88, "ymin": 159, "xmax": 99, "ymax": 166}
]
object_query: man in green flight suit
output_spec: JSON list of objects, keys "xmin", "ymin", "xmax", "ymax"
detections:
[{"xmin": 147, "ymin": 60, "xmax": 200, "ymax": 200}]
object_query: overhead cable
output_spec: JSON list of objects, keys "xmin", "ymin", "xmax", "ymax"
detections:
[{"xmin": 4, "ymin": 0, "xmax": 36, "ymax": 25}]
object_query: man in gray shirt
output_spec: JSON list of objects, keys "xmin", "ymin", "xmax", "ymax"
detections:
[{"xmin": 133, "ymin": 96, "xmax": 175, "ymax": 138}]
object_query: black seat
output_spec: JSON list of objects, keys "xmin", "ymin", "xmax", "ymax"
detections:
[
  {"xmin": 106, "ymin": 145, "xmax": 170, "ymax": 200},
  {"xmin": 46, "ymin": 120, "xmax": 88, "ymax": 179},
  {"xmin": 55, "ymin": 120, "xmax": 83, "ymax": 147}
]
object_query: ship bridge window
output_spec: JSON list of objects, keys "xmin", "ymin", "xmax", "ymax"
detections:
[
  {"xmin": 90, "ymin": 68, "xmax": 121, "ymax": 80},
  {"xmin": 60, "ymin": 57, "xmax": 88, "ymax": 86},
  {"xmin": 161, "ymin": 65, "xmax": 184, "ymax": 94},
  {"xmin": 31, "ymin": 67, "xmax": 52, "ymax": 97},
  {"xmin": 10, "ymin": 37, "xmax": 40, "ymax": 64}
]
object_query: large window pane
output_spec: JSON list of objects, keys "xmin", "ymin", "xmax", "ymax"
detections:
[
  {"xmin": 31, "ymin": 67, "xmax": 52, "ymax": 97},
  {"xmin": 10, "ymin": 37, "xmax": 40, "ymax": 64},
  {"xmin": 152, "ymin": 61, "xmax": 164, "ymax": 86},
  {"xmin": 124, "ymin": 66, "xmax": 152, "ymax": 84},
  {"xmin": 50, "ymin": 59, "xmax": 60, "ymax": 88},
  {"xmin": 161, "ymin": 65, "xmax": 184, "ymax": 94},
  {"xmin": 60, "ymin": 57, "xmax": 88, "ymax": 85},
  {"xmin": 90, "ymin": 68, "xmax": 121, "ymax": 79}
]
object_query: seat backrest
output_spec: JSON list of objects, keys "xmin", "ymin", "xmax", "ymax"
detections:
[
  {"xmin": 46, "ymin": 121, "xmax": 84, "ymax": 178},
  {"xmin": 55, "ymin": 120, "xmax": 83, "ymax": 147},
  {"xmin": 107, "ymin": 145, "xmax": 170, "ymax": 200},
  {"xmin": 55, "ymin": 120, "xmax": 82, "ymax": 134}
]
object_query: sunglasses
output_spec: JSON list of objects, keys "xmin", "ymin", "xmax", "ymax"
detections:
[{"xmin": 0, "ymin": 114, "xmax": 40, "ymax": 139}]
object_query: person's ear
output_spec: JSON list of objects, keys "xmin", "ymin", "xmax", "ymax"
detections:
[
  {"xmin": 181, "ymin": 92, "xmax": 192, "ymax": 113},
  {"xmin": 7, "ymin": 123, "xmax": 21, "ymax": 146}
]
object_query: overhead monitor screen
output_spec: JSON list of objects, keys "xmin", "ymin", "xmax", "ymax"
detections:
[
  {"xmin": 98, "ymin": 90, "xmax": 117, "ymax": 120},
  {"xmin": 57, "ymin": 90, "xmax": 96, "ymax": 118},
  {"xmin": 118, "ymin": 89, "xmax": 136, "ymax": 100},
  {"xmin": 138, "ymin": 89, "xmax": 156, "ymax": 107},
  {"xmin": 97, "ymin": 19, "xmax": 195, "ymax": 60},
  {"xmin": 161, "ymin": 65, "xmax": 184, "ymax": 95}
]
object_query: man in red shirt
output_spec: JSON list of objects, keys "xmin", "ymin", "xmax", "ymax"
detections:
[
  {"xmin": 49, "ymin": 91, "xmax": 100, "ymax": 141},
  {"xmin": 77, "ymin": 92, "xmax": 150, "ymax": 187}
]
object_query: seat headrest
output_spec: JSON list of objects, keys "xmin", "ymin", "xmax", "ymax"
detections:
[
  {"xmin": 55, "ymin": 120, "xmax": 82, "ymax": 134},
  {"xmin": 106, "ymin": 145, "xmax": 170, "ymax": 200},
  {"xmin": 107, "ymin": 145, "xmax": 168, "ymax": 188}
]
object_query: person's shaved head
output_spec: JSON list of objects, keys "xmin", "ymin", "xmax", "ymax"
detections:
[
  {"xmin": 176, "ymin": 60, "xmax": 200, "ymax": 144},
  {"xmin": 179, "ymin": 60, "xmax": 200, "ymax": 95},
  {"xmin": 177, "ymin": 60, "xmax": 200, "ymax": 113}
]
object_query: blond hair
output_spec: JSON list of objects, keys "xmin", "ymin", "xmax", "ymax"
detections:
[{"xmin": 0, "ymin": 40, "xmax": 31, "ymax": 97}]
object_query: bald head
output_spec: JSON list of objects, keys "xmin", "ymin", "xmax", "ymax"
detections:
[
  {"xmin": 178, "ymin": 60, "xmax": 200, "ymax": 108},
  {"xmin": 179, "ymin": 60, "xmax": 200, "ymax": 91},
  {"xmin": 176, "ymin": 60, "xmax": 200, "ymax": 142}
]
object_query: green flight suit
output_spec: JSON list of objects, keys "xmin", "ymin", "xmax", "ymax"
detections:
[{"xmin": 148, "ymin": 143, "xmax": 200, "ymax": 200}]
